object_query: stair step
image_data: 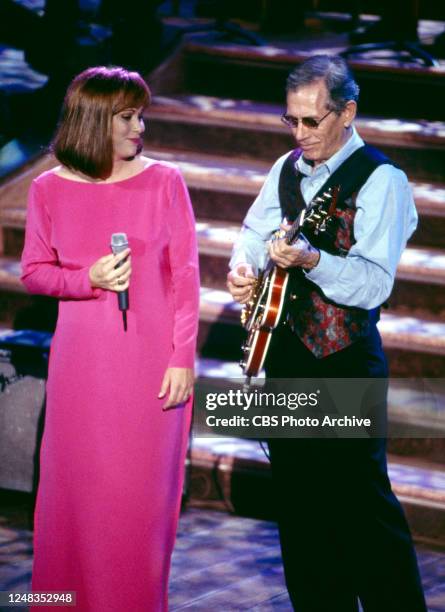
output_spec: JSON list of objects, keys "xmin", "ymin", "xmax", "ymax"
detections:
[
  {"xmin": 198, "ymin": 286, "xmax": 445, "ymax": 377},
  {"xmin": 0, "ymin": 287, "xmax": 431, "ymax": 374},
  {"xmin": 188, "ymin": 433, "xmax": 445, "ymax": 543},
  {"xmin": 145, "ymin": 149, "xmax": 445, "ymax": 250},
  {"xmin": 0, "ymin": 155, "xmax": 55, "ymax": 206},
  {"xmin": 149, "ymin": 95, "xmax": 445, "ymax": 149},
  {"xmin": 146, "ymin": 96, "xmax": 445, "ymax": 182},
  {"xmin": 1, "ymin": 152, "xmax": 443, "ymax": 254},
  {"xmin": 193, "ymin": 356, "xmax": 445, "ymax": 540},
  {"xmin": 397, "ymin": 248, "xmax": 445, "ymax": 285},
  {"xmin": 0, "ymin": 111, "xmax": 445, "ymax": 202},
  {"xmin": 377, "ymin": 314, "xmax": 445, "ymax": 355},
  {"xmin": 4, "ymin": 256, "xmax": 444, "ymax": 369},
  {"xmin": 199, "ymin": 286, "xmax": 445, "ymax": 355},
  {"xmin": 0, "ymin": 206, "xmax": 26, "ymax": 228},
  {"xmin": 185, "ymin": 41, "xmax": 445, "ymax": 86},
  {"xmin": 196, "ymin": 219, "xmax": 445, "ymax": 283},
  {"xmin": 158, "ymin": 150, "xmax": 445, "ymax": 224},
  {"xmin": 183, "ymin": 41, "xmax": 445, "ymax": 120},
  {"xmin": 195, "ymin": 219, "xmax": 445, "ymax": 317},
  {"xmin": 0, "ymin": 257, "xmax": 24, "ymax": 293},
  {"xmin": 151, "ymin": 150, "xmax": 445, "ymax": 220},
  {"xmin": 196, "ymin": 358, "xmax": 445, "ymax": 437}
]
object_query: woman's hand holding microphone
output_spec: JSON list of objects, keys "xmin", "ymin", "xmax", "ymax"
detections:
[{"xmin": 89, "ymin": 248, "xmax": 131, "ymax": 292}]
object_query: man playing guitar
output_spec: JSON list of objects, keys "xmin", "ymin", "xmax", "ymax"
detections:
[{"xmin": 226, "ymin": 55, "xmax": 426, "ymax": 612}]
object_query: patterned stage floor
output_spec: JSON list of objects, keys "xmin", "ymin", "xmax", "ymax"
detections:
[{"xmin": 0, "ymin": 507, "xmax": 444, "ymax": 611}]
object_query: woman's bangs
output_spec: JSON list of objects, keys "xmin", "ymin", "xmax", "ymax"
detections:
[{"xmin": 113, "ymin": 81, "xmax": 150, "ymax": 114}]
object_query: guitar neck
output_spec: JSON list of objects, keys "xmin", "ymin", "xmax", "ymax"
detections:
[{"xmin": 284, "ymin": 209, "xmax": 306, "ymax": 245}]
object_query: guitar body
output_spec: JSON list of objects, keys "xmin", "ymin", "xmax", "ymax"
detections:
[{"xmin": 241, "ymin": 266, "xmax": 289, "ymax": 377}]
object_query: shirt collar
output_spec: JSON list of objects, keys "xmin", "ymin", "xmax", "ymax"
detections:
[{"xmin": 295, "ymin": 125, "xmax": 364, "ymax": 177}]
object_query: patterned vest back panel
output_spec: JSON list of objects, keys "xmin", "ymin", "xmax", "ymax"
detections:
[{"xmin": 278, "ymin": 144, "xmax": 394, "ymax": 359}]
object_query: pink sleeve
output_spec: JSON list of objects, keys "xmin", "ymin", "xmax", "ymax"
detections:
[
  {"xmin": 166, "ymin": 169, "xmax": 200, "ymax": 369},
  {"xmin": 21, "ymin": 180, "xmax": 102, "ymax": 300}
]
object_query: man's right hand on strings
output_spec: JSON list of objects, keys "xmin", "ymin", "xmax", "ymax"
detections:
[{"xmin": 227, "ymin": 263, "xmax": 256, "ymax": 304}]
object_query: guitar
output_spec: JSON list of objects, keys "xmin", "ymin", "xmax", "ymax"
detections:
[{"xmin": 239, "ymin": 186, "xmax": 340, "ymax": 381}]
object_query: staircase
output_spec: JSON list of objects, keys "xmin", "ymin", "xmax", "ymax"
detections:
[{"xmin": 0, "ymin": 38, "xmax": 444, "ymax": 543}]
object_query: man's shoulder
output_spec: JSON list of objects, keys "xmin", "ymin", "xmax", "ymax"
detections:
[
  {"xmin": 359, "ymin": 143, "xmax": 403, "ymax": 170},
  {"xmin": 366, "ymin": 162, "xmax": 409, "ymax": 186},
  {"xmin": 272, "ymin": 149, "xmax": 299, "ymax": 171},
  {"xmin": 338, "ymin": 141, "xmax": 409, "ymax": 193},
  {"xmin": 357, "ymin": 163, "xmax": 411, "ymax": 207}
]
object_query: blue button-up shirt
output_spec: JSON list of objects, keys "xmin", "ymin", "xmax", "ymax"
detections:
[{"xmin": 229, "ymin": 126, "xmax": 418, "ymax": 309}]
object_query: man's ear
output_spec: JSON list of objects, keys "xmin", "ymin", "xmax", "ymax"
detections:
[{"xmin": 342, "ymin": 100, "xmax": 357, "ymax": 128}]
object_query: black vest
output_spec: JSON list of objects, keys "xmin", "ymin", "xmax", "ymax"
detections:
[{"xmin": 278, "ymin": 144, "xmax": 395, "ymax": 358}]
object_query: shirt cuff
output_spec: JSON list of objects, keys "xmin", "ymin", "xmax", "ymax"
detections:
[
  {"xmin": 229, "ymin": 252, "xmax": 264, "ymax": 275},
  {"xmin": 303, "ymin": 249, "xmax": 335, "ymax": 286},
  {"xmin": 80, "ymin": 267, "xmax": 103, "ymax": 299},
  {"xmin": 229, "ymin": 251, "xmax": 250, "ymax": 270}
]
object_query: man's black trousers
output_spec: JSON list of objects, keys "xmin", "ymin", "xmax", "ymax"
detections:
[{"xmin": 265, "ymin": 322, "xmax": 427, "ymax": 612}]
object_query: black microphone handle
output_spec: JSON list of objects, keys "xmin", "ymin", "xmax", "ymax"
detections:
[
  {"xmin": 114, "ymin": 257, "xmax": 129, "ymax": 312},
  {"xmin": 118, "ymin": 290, "xmax": 129, "ymax": 312}
]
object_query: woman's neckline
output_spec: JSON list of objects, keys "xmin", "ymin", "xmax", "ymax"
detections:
[{"xmin": 51, "ymin": 158, "xmax": 157, "ymax": 185}]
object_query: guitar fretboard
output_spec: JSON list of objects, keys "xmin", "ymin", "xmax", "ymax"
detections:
[{"xmin": 284, "ymin": 209, "xmax": 306, "ymax": 245}]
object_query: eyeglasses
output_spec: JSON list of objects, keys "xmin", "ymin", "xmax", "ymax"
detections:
[{"xmin": 280, "ymin": 109, "xmax": 334, "ymax": 130}]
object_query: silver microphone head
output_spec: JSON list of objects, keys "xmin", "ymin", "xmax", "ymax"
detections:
[{"xmin": 110, "ymin": 232, "xmax": 129, "ymax": 254}]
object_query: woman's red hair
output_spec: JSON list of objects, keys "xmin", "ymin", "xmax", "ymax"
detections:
[{"xmin": 52, "ymin": 66, "xmax": 151, "ymax": 179}]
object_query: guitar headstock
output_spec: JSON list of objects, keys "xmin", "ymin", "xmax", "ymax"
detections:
[
  {"xmin": 284, "ymin": 185, "xmax": 340, "ymax": 244},
  {"xmin": 303, "ymin": 185, "xmax": 340, "ymax": 235}
]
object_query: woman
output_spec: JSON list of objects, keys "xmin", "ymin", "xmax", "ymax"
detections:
[{"xmin": 21, "ymin": 66, "xmax": 200, "ymax": 611}]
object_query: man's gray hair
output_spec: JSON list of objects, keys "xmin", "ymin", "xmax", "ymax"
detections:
[{"xmin": 286, "ymin": 55, "xmax": 359, "ymax": 113}]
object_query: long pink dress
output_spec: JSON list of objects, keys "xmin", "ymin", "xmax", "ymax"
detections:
[{"xmin": 21, "ymin": 161, "xmax": 200, "ymax": 612}]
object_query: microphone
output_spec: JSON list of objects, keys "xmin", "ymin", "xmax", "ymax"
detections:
[{"xmin": 110, "ymin": 233, "xmax": 129, "ymax": 331}]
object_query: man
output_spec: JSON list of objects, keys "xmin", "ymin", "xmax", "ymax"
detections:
[{"xmin": 227, "ymin": 55, "xmax": 426, "ymax": 612}]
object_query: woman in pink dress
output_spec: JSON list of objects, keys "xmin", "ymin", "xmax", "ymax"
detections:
[{"xmin": 21, "ymin": 66, "xmax": 200, "ymax": 611}]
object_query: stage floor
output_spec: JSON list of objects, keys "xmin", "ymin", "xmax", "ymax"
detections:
[{"xmin": 0, "ymin": 506, "xmax": 444, "ymax": 611}]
